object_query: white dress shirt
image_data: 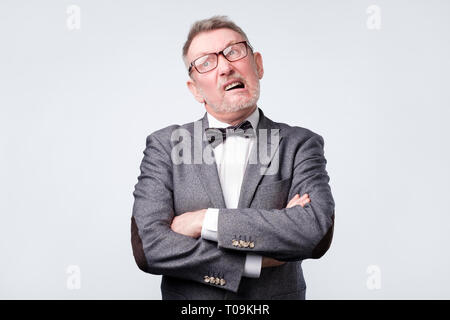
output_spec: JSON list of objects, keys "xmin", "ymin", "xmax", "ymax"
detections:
[{"xmin": 201, "ymin": 107, "xmax": 262, "ymax": 278}]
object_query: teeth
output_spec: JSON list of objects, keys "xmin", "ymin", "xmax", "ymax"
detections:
[{"xmin": 225, "ymin": 81, "xmax": 243, "ymax": 91}]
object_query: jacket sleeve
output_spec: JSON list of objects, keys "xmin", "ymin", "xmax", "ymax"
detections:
[
  {"xmin": 216, "ymin": 133, "xmax": 335, "ymax": 261},
  {"xmin": 131, "ymin": 133, "xmax": 246, "ymax": 293}
]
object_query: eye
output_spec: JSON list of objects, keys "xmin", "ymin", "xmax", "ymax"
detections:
[
  {"xmin": 226, "ymin": 49, "xmax": 239, "ymax": 58},
  {"xmin": 195, "ymin": 54, "xmax": 214, "ymax": 70}
]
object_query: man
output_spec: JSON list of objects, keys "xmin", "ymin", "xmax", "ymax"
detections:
[{"xmin": 131, "ymin": 16, "xmax": 335, "ymax": 300}]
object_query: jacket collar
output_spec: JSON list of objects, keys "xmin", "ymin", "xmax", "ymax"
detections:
[{"xmin": 193, "ymin": 107, "xmax": 284, "ymax": 208}]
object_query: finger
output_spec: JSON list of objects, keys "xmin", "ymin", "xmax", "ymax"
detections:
[
  {"xmin": 286, "ymin": 201, "xmax": 296, "ymax": 208},
  {"xmin": 286, "ymin": 194, "xmax": 300, "ymax": 208},
  {"xmin": 300, "ymin": 198, "xmax": 311, "ymax": 207},
  {"xmin": 287, "ymin": 194, "xmax": 310, "ymax": 208},
  {"xmin": 290, "ymin": 197, "xmax": 309, "ymax": 207},
  {"xmin": 289, "ymin": 199, "xmax": 304, "ymax": 208},
  {"xmin": 299, "ymin": 194, "xmax": 309, "ymax": 200}
]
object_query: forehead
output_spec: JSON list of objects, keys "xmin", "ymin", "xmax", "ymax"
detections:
[{"xmin": 187, "ymin": 28, "xmax": 245, "ymax": 61}]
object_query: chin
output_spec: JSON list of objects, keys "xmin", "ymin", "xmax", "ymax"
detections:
[
  {"xmin": 215, "ymin": 101, "xmax": 253, "ymax": 113},
  {"xmin": 216, "ymin": 93, "xmax": 259, "ymax": 113}
]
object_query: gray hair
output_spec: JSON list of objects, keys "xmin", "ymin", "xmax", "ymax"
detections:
[{"xmin": 182, "ymin": 15, "xmax": 250, "ymax": 67}]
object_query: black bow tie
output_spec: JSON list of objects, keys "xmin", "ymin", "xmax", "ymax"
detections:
[{"xmin": 205, "ymin": 120, "xmax": 255, "ymax": 148}]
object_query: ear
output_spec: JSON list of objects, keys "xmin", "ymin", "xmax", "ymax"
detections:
[
  {"xmin": 187, "ymin": 79, "xmax": 205, "ymax": 104},
  {"xmin": 253, "ymin": 52, "xmax": 264, "ymax": 79}
]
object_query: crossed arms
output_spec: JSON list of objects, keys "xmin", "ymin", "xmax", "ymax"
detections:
[
  {"xmin": 131, "ymin": 131, "xmax": 335, "ymax": 292},
  {"xmin": 170, "ymin": 193, "xmax": 312, "ymax": 267}
]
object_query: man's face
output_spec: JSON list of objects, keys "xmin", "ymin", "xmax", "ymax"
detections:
[{"xmin": 186, "ymin": 28, "xmax": 264, "ymax": 114}]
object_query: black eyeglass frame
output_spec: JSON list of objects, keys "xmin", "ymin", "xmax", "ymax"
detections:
[{"xmin": 188, "ymin": 41, "xmax": 253, "ymax": 74}]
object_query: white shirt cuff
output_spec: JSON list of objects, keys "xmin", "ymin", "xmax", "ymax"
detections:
[
  {"xmin": 243, "ymin": 253, "xmax": 262, "ymax": 278},
  {"xmin": 201, "ymin": 209, "xmax": 261, "ymax": 278},
  {"xmin": 201, "ymin": 208, "xmax": 219, "ymax": 241}
]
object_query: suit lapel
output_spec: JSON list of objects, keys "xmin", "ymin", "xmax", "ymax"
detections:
[
  {"xmin": 192, "ymin": 113, "xmax": 226, "ymax": 208},
  {"xmin": 191, "ymin": 108, "xmax": 283, "ymax": 209},
  {"xmin": 237, "ymin": 108, "xmax": 283, "ymax": 208}
]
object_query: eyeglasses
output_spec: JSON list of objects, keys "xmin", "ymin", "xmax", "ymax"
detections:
[{"xmin": 188, "ymin": 41, "xmax": 253, "ymax": 74}]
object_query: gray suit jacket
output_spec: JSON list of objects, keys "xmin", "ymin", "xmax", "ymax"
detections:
[{"xmin": 131, "ymin": 108, "xmax": 335, "ymax": 300}]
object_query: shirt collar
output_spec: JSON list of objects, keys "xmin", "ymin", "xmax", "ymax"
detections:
[{"xmin": 207, "ymin": 107, "xmax": 260, "ymax": 130}]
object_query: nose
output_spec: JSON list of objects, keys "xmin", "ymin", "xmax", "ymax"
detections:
[{"xmin": 217, "ymin": 54, "xmax": 234, "ymax": 77}]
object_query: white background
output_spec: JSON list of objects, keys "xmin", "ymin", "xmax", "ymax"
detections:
[{"xmin": 1, "ymin": 0, "xmax": 449, "ymax": 299}]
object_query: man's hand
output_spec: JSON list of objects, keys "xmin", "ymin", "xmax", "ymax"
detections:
[
  {"xmin": 262, "ymin": 193, "xmax": 310, "ymax": 268},
  {"xmin": 286, "ymin": 193, "xmax": 310, "ymax": 208},
  {"xmin": 170, "ymin": 209, "xmax": 207, "ymax": 238}
]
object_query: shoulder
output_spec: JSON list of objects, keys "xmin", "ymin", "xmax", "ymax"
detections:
[
  {"xmin": 144, "ymin": 118, "xmax": 200, "ymax": 152},
  {"xmin": 146, "ymin": 124, "xmax": 181, "ymax": 145},
  {"xmin": 270, "ymin": 118, "xmax": 324, "ymax": 145}
]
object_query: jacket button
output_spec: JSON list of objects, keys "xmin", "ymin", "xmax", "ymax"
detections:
[
  {"xmin": 249, "ymin": 241, "xmax": 255, "ymax": 248},
  {"xmin": 242, "ymin": 241, "xmax": 249, "ymax": 248},
  {"xmin": 220, "ymin": 278, "xmax": 226, "ymax": 286},
  {"xmin": 239, "ymin": 240, "xmax": 245, "ymax": 248},
  {"xmin": 204, "ymin": 276, "xmax": 210, "ymax": 283},
  {"xmin": 232, "ymin": 239, "xmax": 239, "ymax": 247}
]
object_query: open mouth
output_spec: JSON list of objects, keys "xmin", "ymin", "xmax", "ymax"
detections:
[{"xmin": 224, "ymin": 81, "xmax": 245, "ymax": 91}]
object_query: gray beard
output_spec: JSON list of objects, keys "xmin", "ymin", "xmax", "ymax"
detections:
[{"xmin": 203, "ymin": 83, "xmax": 260, "ymax": 113}]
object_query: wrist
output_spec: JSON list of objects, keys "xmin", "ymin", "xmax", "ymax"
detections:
[{"xmin": 197, "ymin": 209, "xmax": 207, "ymax": 234}]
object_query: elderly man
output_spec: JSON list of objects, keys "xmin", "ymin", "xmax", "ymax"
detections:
[{"xmin": 131, "ymin": 16, "xmax": 335, "ymax": 300}]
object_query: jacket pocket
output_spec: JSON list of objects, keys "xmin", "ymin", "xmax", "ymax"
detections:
[
  {"xmin": 252, "ymin": 178, "xmax": 292, "ymax": 209},
  {"xmin": 256, "ymin": 177, "xmax": 292, "ymax": 194}
]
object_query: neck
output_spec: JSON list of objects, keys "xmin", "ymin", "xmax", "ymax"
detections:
[{"xmin": 205, "ymin": 105, "xmax": 257, "ymax": 126}]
